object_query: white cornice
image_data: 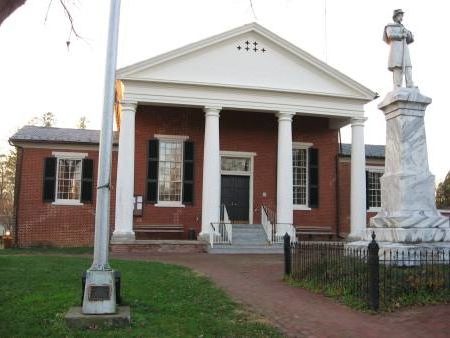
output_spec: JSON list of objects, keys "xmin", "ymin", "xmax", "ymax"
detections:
[
  {"xmin": 119, "ymin": 77, "xmax": 372, "ymax": 102},
  {"xmin": 122, "ymin": 81, "xmax": 366, "ymax": 118}
]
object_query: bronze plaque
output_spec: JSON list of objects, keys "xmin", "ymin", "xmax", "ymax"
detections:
[{"xmin": 88, "ymin": 285, "xmax": 111, "ymax": 301}]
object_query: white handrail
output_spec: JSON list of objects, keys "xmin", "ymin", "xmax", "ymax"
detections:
[
  {"xmin": 261, "ymin": 206, "xmax": 273, "ymax": 243},
  {"xmin": 222, "ymin": 205, "xmax": 232, "ymax": 244},
  {"xmin": 209, "ymin": 223, "xmax": 216, "ymax": 248},
  {"xmin": 273, "ymin": 223, "xmax": 297, "ymax": 243}
]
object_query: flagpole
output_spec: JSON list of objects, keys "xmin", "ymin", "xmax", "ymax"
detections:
[{"xmin": 82, "ymin": 0, "xmax": 121, "ymax": 314}]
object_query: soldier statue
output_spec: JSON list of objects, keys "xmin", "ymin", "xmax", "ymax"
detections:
[{"xmin": 383, "ymin": 9, "xmax": 415, "ymax": 88}]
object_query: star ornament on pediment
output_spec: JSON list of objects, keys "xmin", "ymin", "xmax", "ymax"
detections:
[{"xmin": 236, "ymin": 40, "xmax": 267, "ymax": 54}]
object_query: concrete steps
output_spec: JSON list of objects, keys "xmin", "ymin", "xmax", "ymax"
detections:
[{"xmin": 208, "ymin": 224, "xmax": 283, "ymax": 254}]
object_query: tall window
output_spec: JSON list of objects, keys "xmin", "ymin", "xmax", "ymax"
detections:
[
  {"xmin": 158, "ymin": 140, "xmax": 183, "ymax": 202},
  {"xmin": 56, "ymin": 159, "xmax": 82, "ymax": 201},
  {"xmin": 367, "ymin": 169, "xmax": 383, "ymax": 209},
  {"xmin": 293, "ymin": 148, "xmax": 308, "ymax": 206}
]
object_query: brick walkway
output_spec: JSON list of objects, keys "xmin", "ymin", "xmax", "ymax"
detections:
[{"xmin": 112, "ymin": 252, "xmax": 450, "ymax": 338}]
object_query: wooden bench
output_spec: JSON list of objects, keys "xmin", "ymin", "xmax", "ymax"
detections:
[
  {"xmin": 134, "ymin": 225, "xmax": 184, "ymax": 240},
  {"xmin": 296, "ymin": 226, "xmax": 335, "ymax": 240}
]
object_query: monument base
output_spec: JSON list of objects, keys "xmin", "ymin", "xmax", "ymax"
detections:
[
  {"xmin": 363, "ymin": 226, "xmax": 450, "ymax": 243},
  {"xmin": 346, "ymin": 241, "xmax": 450, "ymax": 266},
  {"xmin": 65, "ymin": 306, "xmax": 131, "ymax": 329}
]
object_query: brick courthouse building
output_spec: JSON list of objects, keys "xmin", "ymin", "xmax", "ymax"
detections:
[{"xmin": 10, "ymin": 23, "xmax": 383, "ymax": 248}]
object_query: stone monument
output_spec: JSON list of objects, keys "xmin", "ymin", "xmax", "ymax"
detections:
[{"xmin": 359, "ymin": 9, "xmax": 450, "ymax": 247}]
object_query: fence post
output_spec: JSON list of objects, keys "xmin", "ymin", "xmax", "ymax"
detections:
[
  {"xmin": 368, "ymin": 231, "xmax": 380, "ymax": 311},
  {"xmin": 284, "ymin": 233, "xmax": 292, "ymax": 276}
]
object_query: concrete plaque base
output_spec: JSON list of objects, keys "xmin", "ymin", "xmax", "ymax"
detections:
[
  {"xmin": 65, "ymin": 306, "xmax": 131, "ymax": 328},
  {"xmin": 82, "ymin": 270, "xmax": 116, "ymax": 314}
]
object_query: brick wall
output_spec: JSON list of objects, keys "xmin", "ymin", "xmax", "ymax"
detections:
[
  {"xmin": 133, "ymin": 106, "xmax": 205, "ymax": 237},
  {"xmin": 16, "ymin": 147, "xmax": 117, "ymax": 247},
  {"xmin": 337, "ymin": 157, "xmax": 384, "ymax": 236},
  {"xmin": 134, "ymin": 107, "xmax": 340, "ymax": 236},
  {"xmin": 15, "ymin": 106, "xmax": 373, "ymax": 247},
  {"xmin": 292, "ymin": 116, "xmax": 338, "ymax": 229}
]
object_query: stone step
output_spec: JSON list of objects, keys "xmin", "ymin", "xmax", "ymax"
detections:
[
  {"xmin": 207, "ymin": 244, "xmax": 283, "ymax": 254},
  {"xmin": 232, "ymin": 224, "xmax": 263, "ymax": 229}
]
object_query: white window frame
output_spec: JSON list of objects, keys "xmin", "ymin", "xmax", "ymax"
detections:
[
  {"xmin": 292, "ymin": 142, "xmax": 312, "ymax": 211},
  {"xmin": 366, "ymin": 166, "xmax": 384, "ymax": 212},
  {"xmin": 52, "ymin": 152, "xmax": 87, "ymax": 206},
  {"xmin": 154, "ymin": 135, "xmax": 188, "ymax": 208}
]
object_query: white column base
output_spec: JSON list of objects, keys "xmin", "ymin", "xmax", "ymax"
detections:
[{"xmin": 110, "ymin": 232, "xmax": 135, "ymax": 242}]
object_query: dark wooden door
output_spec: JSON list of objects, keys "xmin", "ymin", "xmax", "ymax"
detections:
[{"xmin": 221, "ymin": 175, "xmax": 250, "ymax": 223}]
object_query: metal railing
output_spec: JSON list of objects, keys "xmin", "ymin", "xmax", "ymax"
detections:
[
  {"xmin": 260, "ymin": 205, "xmax": 297, "ymax": 244},
  {"xmin": 284, "ymin": 232, "xmax": 450, "ymax": 311},
  {"xmin": 209, "ymin": 205, "xmax": 232, "ymax": 248}
]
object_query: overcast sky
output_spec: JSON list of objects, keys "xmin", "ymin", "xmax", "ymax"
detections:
[{"xmin": 0, "ymin": 0, "xmax": 449, "ymax": 182}]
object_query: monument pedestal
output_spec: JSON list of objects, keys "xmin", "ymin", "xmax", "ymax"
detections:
[{"xmin": 363, "ymin": 88, "xmax": 450, "ymax": 243}]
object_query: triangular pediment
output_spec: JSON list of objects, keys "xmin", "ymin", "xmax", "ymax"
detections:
[{"xmin": 117, "ymin": 23, "xmax": 375, "ymax": 100}]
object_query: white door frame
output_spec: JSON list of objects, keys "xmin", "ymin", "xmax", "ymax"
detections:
[{"xmin": 220, "ymin": 151, "xmax": 256, "ymax": 224}]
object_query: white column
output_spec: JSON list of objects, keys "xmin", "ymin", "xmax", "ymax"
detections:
[
  {"xmin": 200, "ymin": 106, "xmax": 221, "ymax": 236},
  {"xmin": 276, "ymin": 111, "xmax": 295, "ymax": 235},
  {"xmin": 349, "ymin": 116, "xmax": 367, "ymax": 239},
  {"xmin": 112, "ymin": 100, "xmax": 137, "ymax": 241}
]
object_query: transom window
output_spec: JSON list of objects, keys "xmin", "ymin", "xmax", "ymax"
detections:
[
  {"xmin": 367, "ymin": 169, "xmax": 383, "ymax": 209},
  {"xmin": 56, "ymin": 159, "xmax": 82, "ymax": 201},
  {"xmin": 158, "ymin": 140, "xmax": 183, "ymax": 202},
  {"xmin": 221, "ymin": 157, "xmax": 250, "ymax": 172},
  {"xmin": 293, "ymin": 148, "xmax": 308, "ymax": 206}
]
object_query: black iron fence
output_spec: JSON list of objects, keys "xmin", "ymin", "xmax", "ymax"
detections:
[{"xmin": 284, "ymin": 233, "xmax": 450, "ymax": 311}]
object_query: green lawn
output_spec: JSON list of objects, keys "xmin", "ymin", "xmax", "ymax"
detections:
[{"xmin": 0, "ymin": 251, "xmax": 281, "ymax": 337}]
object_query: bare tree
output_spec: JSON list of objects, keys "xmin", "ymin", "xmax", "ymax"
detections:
[
  {"xmin": 0, "ymin": 149, "xmax": 17, "ymax": 226},
  {"xmin": 1, "ymin": 0, "xmax": 83, "ymax": 48},
  {"xmin": 0, "ymin": 0, "xmax": 26, "ymax": 26},
  {"xmin": 77, "ymin": 116, "xmax": 88, "ymax": 129},
  {"xmin": 28, "ymin": 112, "xmax": 56, "ymax": 127},
  {"xmin": 436, "ymin": 171, "xmax": 450, "ymax": 209}
]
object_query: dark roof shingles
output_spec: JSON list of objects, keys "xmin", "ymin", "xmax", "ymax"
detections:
[
  {"xmin": 340, "ymin": 143, "xmax": 385, "ymax": 158},
  {"xmin": 10, "ymin": 126, "xmax": 119, "ymax": 145}
]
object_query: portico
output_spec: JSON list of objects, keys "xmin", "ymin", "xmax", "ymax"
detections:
[{"xmin": 111, "ymin": 22, "xmax": 376, "ymax": 245}]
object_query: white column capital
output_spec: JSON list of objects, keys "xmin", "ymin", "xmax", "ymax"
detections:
[
  {"xmin": 277, "ymin": 111, "xmax": 296, "ymax": 122},
  {"xmin": 204, "ymin": 106, "xmax": 222, "ymax": 116},
  {"xmin": 350, "ymin": 116, "xmax": 368, "ymax": 127},
  {"xmin": 120, "ymin": 100, "xmax": 138, "ymax": 112}
]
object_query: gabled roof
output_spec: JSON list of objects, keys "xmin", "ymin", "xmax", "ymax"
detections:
[
  {"xmin": 117, "ymin": 22, "xmax": 376, "ymax": 101},
  {"xmin": 340, "ymin": 143, "xmax": 385, "ymax": 158},
  {"xmin": 10, "ymin": 126, "xmax": 119, "ymax": 145}
]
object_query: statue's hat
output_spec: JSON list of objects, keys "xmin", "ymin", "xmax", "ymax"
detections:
[{"xmin": 393, "ymin": 9, "xmax": 404, "ymax": 20}]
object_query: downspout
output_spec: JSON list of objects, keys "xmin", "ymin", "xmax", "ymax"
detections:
[
  {"xmin": 335, "ymin": 130, "xmax": 342, "ymax": 239},
  {"xmin": 10, "ymin": 143, "xmax": 23, "ymax": 247}
]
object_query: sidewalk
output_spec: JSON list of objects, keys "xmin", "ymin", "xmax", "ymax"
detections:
[{"xmin": 112, "ymin": 252, "xmax": 450, "ymax": 337}]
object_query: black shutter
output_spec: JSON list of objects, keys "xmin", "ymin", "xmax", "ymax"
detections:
[
  {"xmin": 308, "ymin": 148, "xmax": 319, "ymax": 208},
  {"xmin": 183, "ymin": 141, "xmax": 194, "ymax": 204},
  {"xmin": 81, "ymin": 159, "xmax": 94, "ymax": 202},
  {"xmin": 43, "ymin": 157, "xmax": 57, "ymax": 202},
  {"xmin": 147, "ymin": 140, "xmax": 159, "ymax": 203},
  {"xmin": 365, "ymin": 170, "xmax": 370, "ymax": 210}
]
